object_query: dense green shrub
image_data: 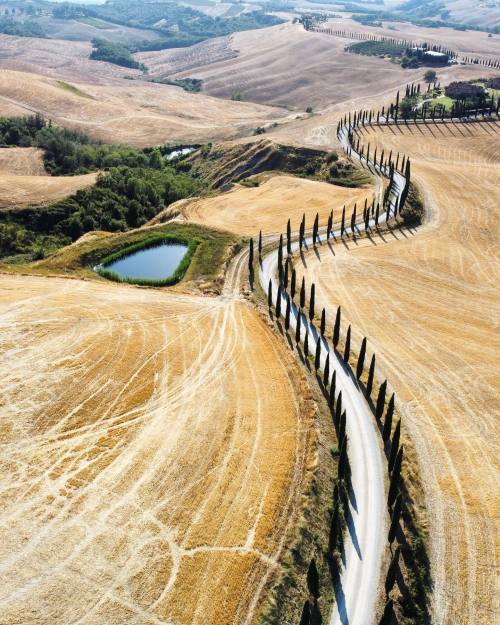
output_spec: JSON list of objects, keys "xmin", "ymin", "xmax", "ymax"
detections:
[{"xmin": 90, "ymin": 38, "xmax": 145, "ymax": 70}]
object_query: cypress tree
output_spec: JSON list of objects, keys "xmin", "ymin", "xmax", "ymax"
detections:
[
  {"xmin": 314, "ymin": 337, "xmax": 321, "ymax": 370},
  {"xmin": 276, "ymin": 285, "xmax": 282, "ymax": 318},
  {"xmin": 320, "ymin": 308, "xmax": 326, "ymax": 336},
  {"xmin": 248, "ymin": 237, "xmax": 254, "ymax": 270},
  {"xmin": 278, "ymin": 234, "xmax": 283, "ymax": 282},
  {"xmin": 304, "ymin": 331, "xmax": 309, "ymax": 358},
  {"xmin": 285, "ymin": 294, "xmax": 291, "ymax": 330},
  {"xmin": 310, "ymin": 601, "xmax": 322, "ymax": 625},
  {"xmin": 327, "ymin": 212, "xmax": 332, "ymax": 239},
  {"xmin": 268, "ymin": 279, "xmax": 273, "ymax": 308},
  {"xmin": 388, "ymin": 495, "xmax": 401, "ymax": 544},
  {"xmin": 300, "ymin": 276, "xmax": 306, "ymax": 308},
  {"xmin": 295, "ymin": 309, "xmax": 302, "ymax": 343},
  {"xmin": 379, "ymin": 599, "xmax": 394, "ymax": 625},
  {"xmin": 309, "ymin": 283, "xmax": 315, "ymax": 321},
  {"xmin": 388, "ymin": 419, "xmax": 401, "ymax": 473},
  {"xmin": 258, "ymin": 229, "xmax": 262, "ymax": 261},
  {"xmin": 366, "ymin": 354, "xmax": 376, "ymax": 396},
  {"xmin": 283, "ymin": 259, "xmax": 289, "ymax": 289},
  {"xmin": 356, "ymin": 337, "xmax": 367, "ymax": 379},
  {"xmin": 291, "ymin": 267, "xmax": 296, "ymax": 299},
  {"xmin": 375, "ymin": 380, "xmax": 387, "ymax": 421},
  {"xmin": 286, "ymin": 218, "xmax": 292, "ymax": 255},
  {"xmin": 382, "ymin": 393, "xmax": 395, "ymax": 442},
  {"xmin": 388, "ymin": 446, "xmax": 403, "ymax": 507},
  {"xmin": 335, "ymin": 391, "xmax": 342, "ymax": 428},
  {"xmin": 338, "ymin": 432, "xmax": 347, "ymax": 480},
  {"xmin": 339, "ymin": 409, "xmax": 346, "ymax": 444},
  {"xmin": 307, "ymin": 558, "xmax": 320, "ymax": 598},
  {"xmin": 313, "ymin": 213, "xmax": 319, "ymax": 244},
  {"xmin": 343, "ymin": 324, "xmax": 351, "ymax": 363},
  {"xmin": 299, "ymin": 601, "xmax": 311, "ymax": 625},
  {"xmin": 329, "ymin": 370, "xmax": 336, "ymax": 407},
  {"xmin": 329, "ymin": 500, "xmax": 339, "ymax": 554},
  {"xmin": 384, "ymin": 547, "xmax": 400, "ymax": 595},
  {"xmin": 323, "ymin": 353, "xmax": 330, "ymax": 386},
  {"xmin": 341, "ymin": 206, "xmax": 346, "ymax": 236},
  {"xmin": 333, "ymin": 307, "xmax": 341, "ymax": 349}
]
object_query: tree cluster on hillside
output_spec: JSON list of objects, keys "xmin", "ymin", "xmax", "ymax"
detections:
[
  {"xmin": 0, "ymin": 115, "xmax": 203, "ymax": 258},
  {"xmin": 90, "ymin": 38, "xmax": 145, "ymax": 70},
  {"xmin": 444, "ymin": 81, "xmax": 486, "ymax": 102},
  {"xmin": 0, "ymin": 115, "xmax": 153, "ymax": 174},
  {"xmin": 52, "ymin": 0, "xmax": 284, "ymax": 51},
  {"xmin": 0, "ymin": 15, "xmax": 45, "ymax": 37}
]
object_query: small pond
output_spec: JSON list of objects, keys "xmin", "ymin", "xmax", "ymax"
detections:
[{"xmin": 103, "ymin": 243, "xmax": 188, "ymax": 281}]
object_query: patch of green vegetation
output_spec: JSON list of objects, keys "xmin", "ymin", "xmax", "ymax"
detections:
[
  {"xmin": 90, "ymin": 38, "xmax": 146, "ymax": 70},
  {"xmin": 400, "ymin": 182, "xmax": 425, "ymax": 226},
  {"xmin": 152, "ymin": 77, "xmax": 202, "ymax": 93},
  {"xmin": 78, "ymin": 17, "xmax": 115, "ymax": 29},
  {"xmin": 0, "ymin": 15, "xmax": 45, "ymax": 37},
  {"xmin": 0, "ymin": 115, "xmax": 159, "ymax": 175},
  {"xmin": 55, "ymin": 81, "xmax": 94, "ymax": 100},
  {"xmin": 96, "ymin": 234, "xmax": 197, "ymax": 286},
  {"xmin": 348, "ymin": 40, "xmax": 406, "ymax": 58},
  {"xmin": 0, "ymin": 115, "xmax": 205, "ymax": 260},
  {"xmin": 74, "ymin": 0, "xmax": 285, "ymax": 51},
  {"xmin": 30, "ymin": 222, "xmax": 240, "ymax": 292}
]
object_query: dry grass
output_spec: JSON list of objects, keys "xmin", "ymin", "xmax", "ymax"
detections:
[
  {"xmin": 295, "ymin": 122, "xmax": 500, "ymax": 625},
  {"xmin": 0, "ymin": 147, "xmax": 46, "ymax": 175},
  {"xmin": 160, "ymin": 173, "xmax": 375, "ymax": 236},
  {"xmin": 0, "ymin": 65, "xmax": 290, "ymax": 147},
  {"xmin": 0, "ymin": 146, "xmax": 97, "ymax": 209},
  {"xmin": 147, "ymin": 22, "xmax": 424, "ymax": 110},
  {"xmin": 0, "ymin": 272, "xmax": 315, "ymax": 625}
]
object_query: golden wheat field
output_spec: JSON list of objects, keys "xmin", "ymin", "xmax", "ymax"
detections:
[
  {"xmin": 161, "ymin": 174, "xmax": 375, "ymax": 236},
  {"xmin": 295, "ymin": 122, "xmax": 500, "ymax": 625},
  {"xmin": 0, "ymin": 273, "xmax": 314, "ymax": 625}
]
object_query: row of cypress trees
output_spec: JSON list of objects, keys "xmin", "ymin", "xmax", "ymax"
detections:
[
  {"xmin": 306, "ymin": 24, "xmax": 500, "ymax": 70},
  {"xmin": 258, "ymin": 89, "xmax": 428, "ymax": 623}
]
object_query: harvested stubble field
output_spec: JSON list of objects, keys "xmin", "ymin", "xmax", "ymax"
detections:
[
  {"xmin": 145, "ymin": 22, "xmax": 424, "ymax": 110},
  {"xmin": 0, "ymin": 147, "xmax": 97, "ymax": 209},
  {"xmin": 0, "ymin": 66, "xmax": 289, "ymax": 147},
  {"xmin": 161, "ymin": 173, "xmax": 375, "ymax": 236},
  {"xmin": 0, "ymin": 271, "xmax": 315, "ymax": 625},
  {"xmin": 295, "ymin": 122, "xmax": 500, "ymax": 625}
]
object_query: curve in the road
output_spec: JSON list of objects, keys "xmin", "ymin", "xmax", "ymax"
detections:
[{"xmin": 257, "ymin": 118, "xmax": 407, "ymax": 625}]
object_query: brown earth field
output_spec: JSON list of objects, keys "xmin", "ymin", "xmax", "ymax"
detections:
[
  {"xmin": 0, "ymin": 65, "xmax": 290, "ymax": 147},
  {"xmin": 0, "ymin": 147, "xmax": 96, "ymax": 209},
  {"xmin": 295, "ymin": 121, "xmax": 500, "ymax": 625},
  {"xmin": 158, "ymin": 173, "xmax": 376, "ymax": 236},
  {"xmin": 0, "ymin": 272, "xmax": 315, "ymax": 625}
]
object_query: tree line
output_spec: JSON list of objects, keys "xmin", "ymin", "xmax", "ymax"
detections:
[{"xmin": 303, "ymin": 25, "xmax": 500, "ymax": 70}]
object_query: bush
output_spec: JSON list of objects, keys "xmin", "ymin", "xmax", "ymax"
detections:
[
  {"xmin": 445, "ymin": 81, "xmax": 485, "ymax": 101},
  {"xmin": 90, "ymin": 38, "xmax": 145, "ymax": 70}
]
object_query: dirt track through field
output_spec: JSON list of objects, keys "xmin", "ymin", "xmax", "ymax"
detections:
[
  {"xmin": 0, "ymin": 274, "xmax": 313, "ymax": 625},
  {"xmin": 296, "ymin": 122, "xmax": 500, "ymax": 625}
]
